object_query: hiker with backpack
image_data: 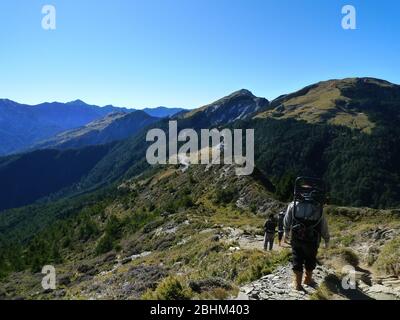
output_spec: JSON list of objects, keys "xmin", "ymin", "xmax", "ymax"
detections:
[
  {"xmin": 264, "ymin": 214, "xmax": 277, "ymax": 251},
  {"xmin": 283, "ymin": 177, "xmax": 330, "ymax": 290},
  {"xmin": 277, "ymin": 210, "xmax": 285, "ymax": 246}
]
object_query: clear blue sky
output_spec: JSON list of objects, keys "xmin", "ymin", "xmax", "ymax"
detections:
[{"xmin": 1, "ymin": 0, "xmax": 399, "ymax": 109}]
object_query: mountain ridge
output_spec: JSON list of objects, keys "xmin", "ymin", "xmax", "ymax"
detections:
[
  {"xmin": 0, "ymin": 99, "xmax": 185, "ymax": 156},
  {"xmin": 256, "ymin": 77, "xmax": 400, "ymax": 133},
  {"xmin": 32, "ymin": 110, "xmax": 160, "ymax": 151},
  {"xmin": 0, "ymin": 89, "xmax": 269, "ymax": 212}
]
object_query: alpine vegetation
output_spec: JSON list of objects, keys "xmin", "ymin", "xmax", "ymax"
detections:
[{"xmin": 146, "ymin": 121, "xmax": 254, "ymax": 176}]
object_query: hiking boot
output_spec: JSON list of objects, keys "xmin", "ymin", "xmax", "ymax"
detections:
[
  {"xmin": 304, "ymin": 270, "xmax": 314, "ymax": 286},
  {"xmin": 293, "ymin": 271, "xmax": 303, "ymax": 291}
]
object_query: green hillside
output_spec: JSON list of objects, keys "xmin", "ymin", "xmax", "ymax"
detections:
[
  {"xmin": 1, "ymin": 162, "xmax": 399, "ymax": 300},
  {"xmin": 257, "ymin": 78, "xmax": 400, "ymax": 133}
]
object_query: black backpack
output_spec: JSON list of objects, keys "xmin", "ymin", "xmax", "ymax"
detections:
[
  {"xmin": 291, "ymin": 177, "xmax": 326, "ymax": 243},
  {"xmin": 264, "ymin": 219, "xmax": 276, "ymax": 234}
]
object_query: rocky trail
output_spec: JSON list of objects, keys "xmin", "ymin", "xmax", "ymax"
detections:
[
  {"xmin": 218, "ymin": 226, "xmax": 285, "ymax": 252},
  {"xmin": 236, "ymin": 261, "xmax": 400, "ymax": 300},
  {"xmin": 219, "ymin": 226, "xmax": 400, "ymax": 301},
  {"xmin": 42, "ymin": 219, "xmax": 399, "ymax": 301},
  {"xmin": 236, "ymin": 263, "xmax": 335, "ymax": 300},
  {"xmin": 356, "ymin": 270, "xmax": 400, "ymax": 300},
  {"xmin": 103, "ymin": 223, "xmax": 399, "ymax": 301}
]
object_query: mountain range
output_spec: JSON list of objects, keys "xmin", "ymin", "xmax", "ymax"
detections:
[
  {"xmin": 1, "ymin": 77, "xmax": 399, "ymax": 210},
  {"xmin": 0, "ymin": 99, "xmax": 185, "ymax": 156}
]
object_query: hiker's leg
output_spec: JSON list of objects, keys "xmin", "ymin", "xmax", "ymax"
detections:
[
  {"xmin": 278, "ymin": 232, "xmax": 284, "ymax": 246},
  {"xmin": 263, "ymin": 233, "xmax": 268, "ymax": 250},
  {"xmin": 304, "ymin": 243, "xmax": 318, "ymax": 285},
  {"xmin": 304, "ymin": 243, "xmax": 318, "ymax": 271},
  {"xmin": 293, "ymin": 270, "xmax": 303, "ymax": 291},
  {"xmin": 291, "ymin": 242, "xmax": 305, "ymax": 273},
  {"xmin": 269, "ymin": 234, "xmax": 274, "ymax": 251},
  {"xmin": 291, "ymin": 241, "xmax": 305, "ymax": 290}
]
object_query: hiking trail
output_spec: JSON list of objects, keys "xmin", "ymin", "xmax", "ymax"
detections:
[
  {"xmin": 235, "ymin": 260, "xmax": 400, "ymax": 300},
  {"xmin": 236, "ymin": 263, "xmax": 333, "ymax": 300}
]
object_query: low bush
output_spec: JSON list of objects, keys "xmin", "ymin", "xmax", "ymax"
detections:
[
  {"xmin": 375, "ymin": 238, "xmax": 400, "ymax": 276},
  {"xmin": 142, "ymin": 277, "xmax": 192, "ymax": 300}
]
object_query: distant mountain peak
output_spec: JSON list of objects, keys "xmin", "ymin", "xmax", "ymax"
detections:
[
  {"xmin": 182, "ymin": 89, "xmax": 268, "ymax": 126},
  {"xmin": 0, "ymin": 98, "xmax": 18, "ymax": 106},
  {"xmin": 230, "ymin": 89, "xmax": 254, "ymax": 97},
  {"xmin": 67, "ymin": 99, "xmax": 88, "ymax": 106},
  {"xmin": 143, "ymin": 107, "xmax": 186, "ymax": 118}
]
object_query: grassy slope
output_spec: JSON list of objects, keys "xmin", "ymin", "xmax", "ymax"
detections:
[
  {"xmin": 256, "ymin": 77, "xmax": 400, "ymax": 134},
  {"xmin": 1, "ymin": 161, "xmax": 399, "ymax": 300}
]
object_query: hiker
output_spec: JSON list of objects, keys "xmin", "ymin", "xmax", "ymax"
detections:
[
  {"xmin": 277, "ymin": 210, "xmax": 285, "ymax": 246},
  {"xmin": 283, "ymin": 177, "xmax": 330, "ymax": 291},
  {"xmin": 264, "ymin": 214, "xmax": 277, "ymax": 251}
]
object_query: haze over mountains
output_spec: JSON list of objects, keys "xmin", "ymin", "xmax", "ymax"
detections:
[{"xmin": 0, "ymin": 99, "xmax": 185, "ymax": 156}]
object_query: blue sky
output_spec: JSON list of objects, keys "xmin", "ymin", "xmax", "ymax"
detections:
[{"xmin": 0, "ymin": 0, "xmax": 399, "ymax": 109}]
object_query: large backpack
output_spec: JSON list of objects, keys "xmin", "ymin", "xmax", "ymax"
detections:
[
  {"xmin": 264, "ymin": 219, "xmax": 276, "ymax": 234},
  {"xmin": 291, "ymin": 177, "xmax": 326, "ymax": 243}
]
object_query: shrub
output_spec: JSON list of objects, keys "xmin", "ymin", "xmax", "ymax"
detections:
[
  {"xmin": 375, "ymin": 238, "xmax": 400, "ymax": 276},
  {"xmin": 338, "ymin": 249, "xmax": 359, "ymax": 267},
  {"xmin": 142, "ymin": 277, "xmax": 192, "ymax": 300},
  {"xmin": 95, "ymin": 215, "xmax": 123, "ymax": 255},
  {"xmin": 236, "ymin": 250, "xmax": 291, "ymax": 284},
  {"xmin": 214, "ymin": 187, "xmax": 238, "ymax": 205},
  {"xmin": 163, "ymin": 195, "xmax": 194, "ymax": 213},
  {"xmin": 323, "ymin": 248, "xmax": 359, "ymax": 267},
  {"xmin": 95, "ymin": 233, "xmax": 114, "ymax": 254},
  {"xmin": 78, "ymin": 218, "xmax": 100, "ymax": 241}
]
